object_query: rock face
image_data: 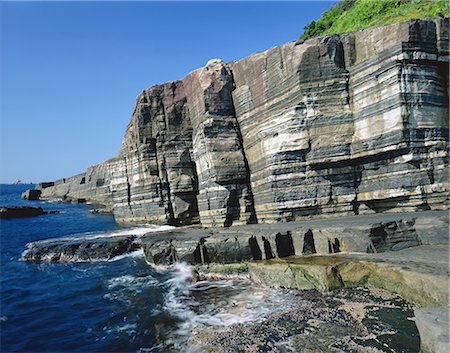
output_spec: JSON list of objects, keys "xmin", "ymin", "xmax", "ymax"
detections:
[
  {"xmin": 141, "ymin": 211, "xmax": 448, "ymax": 265},
  {"xmin": 35, "ymin": 18, "xmax": 449, "ymax": 226}
]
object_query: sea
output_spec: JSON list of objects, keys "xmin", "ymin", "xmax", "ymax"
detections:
[{"xmin": 0, "ymin": 184, "xmax": 420, "ymax": 353}]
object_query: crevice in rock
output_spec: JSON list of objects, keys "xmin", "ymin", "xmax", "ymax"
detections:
[
  {"xmin": 227, "ymin": 66, "xmax": 258, "ymax": 225},
  {"xmin": 262, "ymin": 236, "xmax": 274, "ymax": 260},
  {"xmin": 427, "ymin": 158, "xmax": 435, "ymax": 184},
  {"xmin": 369, "ymin": 224, "xmax": 390, "ymax": 252},
  {"xmin": 327, "ymin": 237, "xmax": 340, "ymax": 253},
  {"xmin": 327, "ymin": 185, "xmax": 334, "ymax": 204},
  {"xmin": 248, "ymin": 235, "xmax": 262, "ymax": 260},
  {"xmin": 302, "ymin": 229, "xmax": 317, "ymax": 255},
  {"xmin": 275, "ymin": 231, "xmax": 295, "ymax": 258},
  {"xmin": 190, "ymin": 160, "xmax": 201, "ymax": 223},
  {"xmin": 123, "ymin": 157, "xmax": 134, "ymax": 215},
  {"xmin": 333, "ymin": 238, "xmax": 341, "ymax": 253},
  {"xmin": 193, "ymin": 238, "xmax": 210, "ymax": 264},
  {"xmin": 352, "ymin": 166, "xmax": 363, "ymax": 215},
  {"xmin": 161, "ymin": 156, "xmax": 176, "ymax": 225},
  {"xmin": 224, "ymin": 188, "xmax": 239, "ymax": 227}
]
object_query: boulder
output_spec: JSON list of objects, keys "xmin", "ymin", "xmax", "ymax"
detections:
[
  {"xmin": 22, "ymin": 235, "xmax": 139, "ymax": 262},
  {"xmin": 21, "ymin": 189, "xmax": 41, "ymax": 200},
  {"xmin": 0, "ymin": 206, "xmax": 60, "ymax": 219},
  {"xmin": 1, "ymin": 206, "xmax": 45, "ymax": 219}
]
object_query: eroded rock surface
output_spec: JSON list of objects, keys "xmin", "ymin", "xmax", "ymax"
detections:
[
  {"xmin": 33, "ymin": 17, "xmax": 448, "ymax": 226},
  {"xmin": 141, "ymin": 211, "xmax": 448, "ymax": 266}
]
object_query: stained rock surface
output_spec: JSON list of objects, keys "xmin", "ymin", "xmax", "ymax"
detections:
[{"xmin": 32, "ymin": 18, "xmax": 448, "ymax": 226}]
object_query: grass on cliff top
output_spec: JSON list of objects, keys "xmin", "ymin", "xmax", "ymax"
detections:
[{"xmin": 300, "ymin": 0, "xmax": 449, "ymax": 40}]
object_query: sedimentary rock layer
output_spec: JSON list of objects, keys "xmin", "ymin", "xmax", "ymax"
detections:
[
  {"xmin": 35, "ymin": 17, "xmax": 449, "ymax": 226},
  {"xmin": 140, "ymin": 210, "xmax": 448, "ymax": 266}
]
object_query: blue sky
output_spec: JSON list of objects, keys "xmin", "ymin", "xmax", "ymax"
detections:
[{"xmin": 1, "ymin": 1, "xmax": 334, "ymax": 184}]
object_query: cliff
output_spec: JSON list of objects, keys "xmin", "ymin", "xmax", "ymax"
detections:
[{"xmin": 36, "ymin": 17, "xmax": 449, "ymax": 226}]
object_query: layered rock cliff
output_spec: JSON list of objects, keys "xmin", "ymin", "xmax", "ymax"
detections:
[{"xmin": 36, "ymin": 18, "xmax": 449, "ymax": 226}]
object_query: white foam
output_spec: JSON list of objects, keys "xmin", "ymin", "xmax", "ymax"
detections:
[
  {"xmin": 153, "ymin": 264, "xmax": 281, "ymax": 341},
  {"xmin": 30, "ymin": 224, "xmax": 175, "ymax": 246},
  {"xmin": 107, "ymin": 273, "xmax": 159, "ymax": 291},
  {"xmin": 108, "ymin": 248, "xmax": 144, "ymax": 262},
  {"xmin": 103, "ymin": 322, "xmax": 137, "ymax": 337},
  {"xmin": 81, "ymin": 224, "xmax": 175, "ymax": 240}
]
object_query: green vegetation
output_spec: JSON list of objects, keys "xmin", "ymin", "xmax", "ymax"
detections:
[{"xmin": 300, "ymin": 0, "xmax": 449, "ymax": 40}]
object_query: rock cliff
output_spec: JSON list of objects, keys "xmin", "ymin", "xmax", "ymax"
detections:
[{"xmin": 35, "ymin": 18, "xmax": 449, "ymax": 226}]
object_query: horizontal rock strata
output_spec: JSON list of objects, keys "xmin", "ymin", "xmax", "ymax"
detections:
[
  {"xmin": 23, "ymin": 211, "xmax": 448, "ymax": 264},
  {"xmin": 32, "ymin": 17, "xmax": 449, "ymax": 226},
  {"xmin": 141, "ymin": 210, "xmax": 448, "ymax": 266}
]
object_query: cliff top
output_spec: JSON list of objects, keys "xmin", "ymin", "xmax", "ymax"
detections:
[{"xmin": 300, "ymin": 0, "xmax": 448, "ymax": 40}]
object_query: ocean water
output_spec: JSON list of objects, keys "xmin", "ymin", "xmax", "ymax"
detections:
[
  {"xmin": 0, "ymin": 184, "xmax": 420, "ymax": 353},
  {"xmin": 1, "ymin": 185, "xmax": 304, "ymax": 353}
]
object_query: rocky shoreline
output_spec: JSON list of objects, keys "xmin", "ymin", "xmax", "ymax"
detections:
[
  {"xmin": 21, "ymin": 210, "xmax": 449, "ymax": 352},
  {"xmin": 183, "ymin": 286, "xmax": 419, "ymax": 353}
]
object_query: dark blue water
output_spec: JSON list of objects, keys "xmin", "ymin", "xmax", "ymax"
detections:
[{"xmin": 0, "ymin": 184, "xmax": 185, "ymax": 352}]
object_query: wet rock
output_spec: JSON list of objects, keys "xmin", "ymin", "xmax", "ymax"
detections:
[
  {"xmin": 0, "ymin": 206, "xmax": 58, "ymax": 219},
  {"xmin": 142, "ymin": 212, "xmax": 448, "ymax": 268},
  {"xmin": 22, "ymin": 235, "xmax": 139, "ymax": 262}
]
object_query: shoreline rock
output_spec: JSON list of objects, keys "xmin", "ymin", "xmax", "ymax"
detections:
[
  {"xmin": 21, "ymin": 210, "xmax": 448, "ymax": 352},
  {"xmin": 141, "ymin": 210, "xmax": 448, "ymax": 266},
  {"xmin": 21, "ymin": 189, "xmax": 41, "ymax": 200},
  {"xmin": 22, "ymin": 235, "xmax": 140, "ymax": 262},
  {"xmin": 22, "ymin": 210, "xmax": 448, "ymax": 306},
  {"xmin": 0, "ymin": 206, "xmax": 59, "ymax": 219}
]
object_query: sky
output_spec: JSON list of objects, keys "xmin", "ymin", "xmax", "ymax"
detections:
[{"xmin": 1, "ymin": 1, "xmax": 334, "ymax": 184}]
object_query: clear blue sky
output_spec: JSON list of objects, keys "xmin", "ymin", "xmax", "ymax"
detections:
[{"xmin": 1, "ymin": 1, "xmax": 334, "ymax": 184}]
